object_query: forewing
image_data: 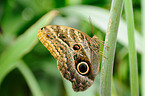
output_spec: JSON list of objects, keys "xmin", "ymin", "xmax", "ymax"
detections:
[{"xmin": 37, "ymin": 25, "xmax": 100, "ymax": 92}]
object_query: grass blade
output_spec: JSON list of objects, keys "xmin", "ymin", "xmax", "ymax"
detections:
[
  {"xmin": 0, "ymin": 10, "xmax": 58, "ymax": 84},
  {"xmin": 125, "ymin": 0, "xmax": 139, "ymax": 96},
  {"xmin": 100, "ymin": 0, "xmax": 124, "ymax": 96},
  {"xmin": 16, "ymin": 60, "xmax": 43, "ymax": 96},
  {"xmin": 141, "ymin": 0, "xmax": 145, "ymax": 95}
]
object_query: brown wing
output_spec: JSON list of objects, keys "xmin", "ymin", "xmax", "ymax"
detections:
[{"xmin": 37, "ymin": 25, "xmax": 100, "ymax": 91}]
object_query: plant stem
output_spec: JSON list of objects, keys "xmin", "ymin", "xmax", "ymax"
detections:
[
  {"xmin": 125, "ymin": 0, "xmax": 139, "ymax": 96},
  {"xmin": 141, "ymin": 0, "xmax": 145, "ymax": 95},
  {"xmin": 17, "ymin": 60, "xmax": 43, "ymax": 96},
  {"xmin": 100, "ymin": 0, "xmax": 124, "ymax": 96}
]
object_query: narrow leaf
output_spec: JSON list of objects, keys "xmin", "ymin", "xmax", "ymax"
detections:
[
  {"xmin": 141, "ymin": 0, "xmax": 145, "ymax": 95},
  {"xmin": 125, "ymin": 0, "xmax": 139, "ymax": 95},
  {"xmin": 17, "ymin": 60, "xmax": 43, "ymax": 96},
  {"xmin": 0, "ymin": 10, "xmax": 59, "ymax": 83}
]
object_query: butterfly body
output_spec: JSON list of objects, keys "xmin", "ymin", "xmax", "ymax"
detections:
[{"xmin": 37, "ymin": 25, "xmax": 100, "ymax": 91}]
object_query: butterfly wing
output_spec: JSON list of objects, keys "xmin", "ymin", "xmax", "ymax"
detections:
[{"xmin": 37, "ymin": 25, "xmax": 100, "ymax": 91}]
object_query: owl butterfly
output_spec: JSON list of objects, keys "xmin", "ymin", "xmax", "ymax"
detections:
[{"xmin": 37, "ymin": 25, "xmax": 100, "ymax": 92}]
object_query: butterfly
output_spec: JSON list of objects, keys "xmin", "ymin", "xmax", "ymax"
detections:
[{"xmin": 37, "ymin": 25, "xmax": 100, "ymax": 91}]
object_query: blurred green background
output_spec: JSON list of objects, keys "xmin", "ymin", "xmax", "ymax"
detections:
[{"xmin": 0, "ymin": 0, "xmax": 142, "ymax": 96}]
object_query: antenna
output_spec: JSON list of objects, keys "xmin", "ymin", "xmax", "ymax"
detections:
[{"xmin": 89, "ymin": 16, "xmax": 94, "ymax": 36}]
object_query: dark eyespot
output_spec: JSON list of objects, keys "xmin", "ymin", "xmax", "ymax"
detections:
[
  {"xmin": 77, "ymin": 62, "xmax": 89, "ymax": 75},
  {"xmin": 79, "ymin": 64, "xmax": 87, "ymax": 73},
  {"xmin": 73, "ymin": 44, "xmax": 80, "ymax": 50}
]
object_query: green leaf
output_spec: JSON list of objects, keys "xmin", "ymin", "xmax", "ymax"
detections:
[
  {"xmin": 141, "ymin": 0, "xmax": 145, "ymax": 95},
  {"xmin": 0, "ymin": 10, "xmax": 58, "ymax": 84},
  {"xmin": 17, "ymin": 60, "xmax": 43, "ymax": 96},
  {"xmin": 125, "ymin": 0, "xmax": 139, "ymax": 95}
]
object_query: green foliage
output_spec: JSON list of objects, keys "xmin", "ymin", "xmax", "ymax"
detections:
[
  {"xmin": 100, "ymin": 0, "xmax": 124, "ymax": 96},
  {"xmin": 125, "ymin": 0, "xmax": 139, "ymax": 95},
  {"xmin": 142, "ymin": 0, "xmax": 145, "ymax": 95},
  {"xmin": 0, "ymin": 0, "xmax": 142, "ymax": 96}
]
